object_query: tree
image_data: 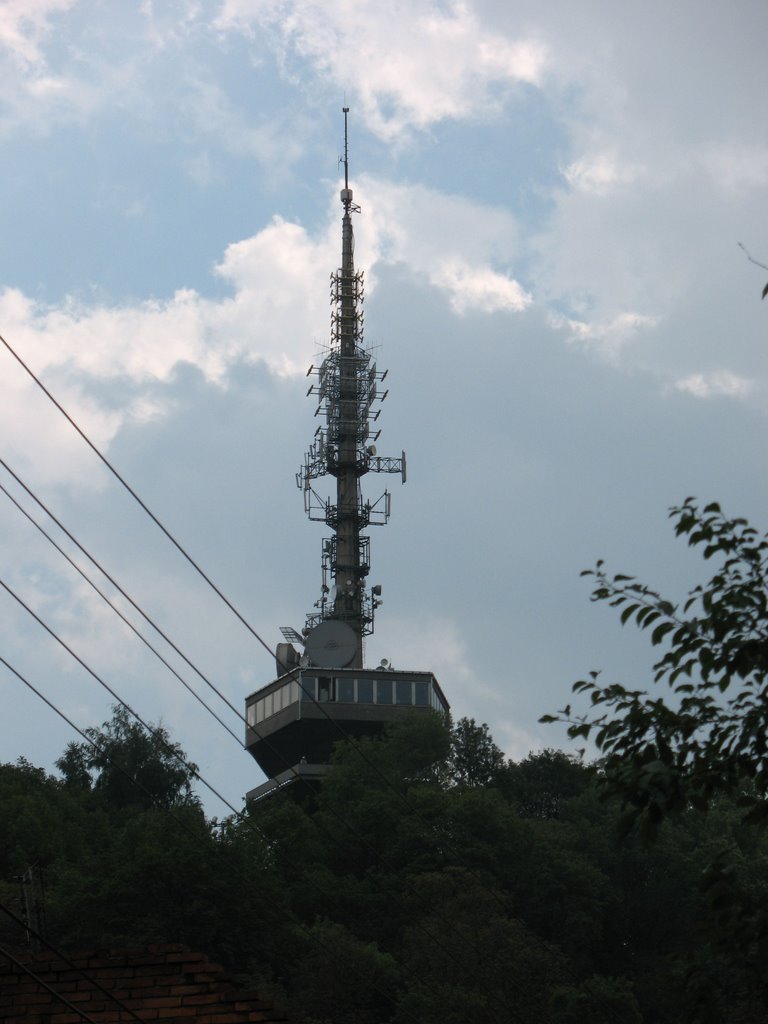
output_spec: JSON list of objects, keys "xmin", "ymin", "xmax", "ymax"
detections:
[
  {"xmin": 544, "ymin": 499, "xmax": 768, "ymax": 837},
  {"xmin": 543, "ymin": 499, "xmax": 768, "ymax": 1012},
  {"xmin": 56, "ymin": 704, "xmax": 200, "ymax": 810},
  {"xmin": 448, "ymin": 717, "xmax": 506, "ymax": 788},
  {"xmin": 496, "ymin": 749, "xmax": 590, "ymax": 820}
]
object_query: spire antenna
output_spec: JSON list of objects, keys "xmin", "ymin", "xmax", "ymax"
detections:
[{"xmin": 342, "ymin": 105, "xmax": 349, "ymax": 192}]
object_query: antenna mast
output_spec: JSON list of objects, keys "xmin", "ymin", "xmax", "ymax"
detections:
[{"xmin": 297, "ymin": 108, "xmax": 405, "ymax": 669}]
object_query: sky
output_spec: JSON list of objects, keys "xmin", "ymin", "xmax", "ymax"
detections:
[{"xmin": 0, "ymin": 0, "xmax": 765, "ymax": 813}]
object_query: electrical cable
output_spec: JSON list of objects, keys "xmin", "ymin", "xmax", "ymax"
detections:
[
  {"xmin": 0, "ymin": 517, "xmax": 618, "ymax": 1024},
  {"xmin": 0, "ymin": 473, "xmax": 241, "ymax": 745},
  {"xmin": 0, "ymin": 333, "xmax": 452, "ymax": 782},
  {"xmin": 0, "ymin": 901, "xmax": 150, "ymax": 1024},
  {"xmin": 0, "ymin": 332, "xmax": 277, "ymax": 666},
  {"xmin": 0, "ymin": 459, "xmax": 415, "ymax": 830},
  {"xmin": 0, "ymin": 465, "xmax": 549, "ymax": 1023},
  {"xmin": 0, "ymin": 573, "xmax": 258, "ymax": 832},
  {"xmin": 0, "ymin": 454, "xmax": 244, "ymax": 733}
]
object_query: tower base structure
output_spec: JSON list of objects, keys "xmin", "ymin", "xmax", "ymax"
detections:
[{"xmin": 245, "ymin": 666, "xmax": 450, "ymax": 802}]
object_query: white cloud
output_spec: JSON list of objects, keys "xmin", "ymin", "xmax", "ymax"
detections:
[
  {"xmin": 0, "ymin": 0, "xmax": 74, "ymax": 68},
  {"xmin": 356, "ymin": 176, "xmax": 529, "ymax": 314},
  {"xmin": 0, "ymin": 216, "xmax": 334, "ymax": 486},
  {"xmin": 216, "ymin": 0, "xmax": 549, "ymax": 141},
  {"xmin": 562, "ymin": 152, "xmax": 643, "ymax": 195},
  {"xmin": 674, "ymin": 371, "xmax": 755, "ymax": 401},
  {"xmin": 436, "ymin": 262, "xmax": 531, "ymax": 315},
  {"xmin": 0, "ymin": 176, "xmax": 522, "ymax": 489},
  {"xmin": 552, "ymin": 311, "xmax": 658, "ymax": 362}
]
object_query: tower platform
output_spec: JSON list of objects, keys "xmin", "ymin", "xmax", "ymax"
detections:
[{"xmin": 245, "ymin": 666, "xmax": 449, "ymax": 799}]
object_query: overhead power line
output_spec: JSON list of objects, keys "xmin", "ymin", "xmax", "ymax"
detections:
[
  {"xmin": 0, "ymin": 469, "xmax": 241, "ymax": 745},
  {"xmin": 0, "ymin": 331, "xmax": 277, "ymax": 666}
]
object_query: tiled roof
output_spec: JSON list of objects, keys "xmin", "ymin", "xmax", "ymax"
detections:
[{"xmin": 0, "ymin": 944, "xmax": 289, "ymax": 1023}]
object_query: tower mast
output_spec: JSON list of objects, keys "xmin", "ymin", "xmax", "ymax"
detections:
[
  {"xmin": 297, "ymin": 107, "xmax": 405, "ymax": 669},
  {"xmin": 244, "ymin": 110, "xmax": 449, "ymax": 798}
]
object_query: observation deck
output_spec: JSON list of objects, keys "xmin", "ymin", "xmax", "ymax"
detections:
[{"xmin": 244, "ymin": 666, "xmax": 450, "ymax": 800}]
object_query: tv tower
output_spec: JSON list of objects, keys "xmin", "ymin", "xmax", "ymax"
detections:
[
  {"xmin": 296, "ymin": 106, "xmax": 405, "ymax": 668},
  {"xmin": 245, "ymin": 110, "xmax": 449, "ymax": 799}
]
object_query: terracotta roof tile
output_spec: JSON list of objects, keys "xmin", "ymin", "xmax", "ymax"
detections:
[{"xmin": 0, "ymin": 945, "xmax": 289, "ymax": 1024}]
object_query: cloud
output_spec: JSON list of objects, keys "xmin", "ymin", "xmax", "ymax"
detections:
[
  {"xmin": 0, "ymin": 174, "xmax": 529, "ymax": 459},
  {"xmin": 674, "ymin": 371, "xmax": 756, "ymax": 401},
  {"xmin": 435, "ymin": 263, "xmax": 531, "ymax": 315},
  {"xmin": 0, "ymin": 215, "xmax": 332, "ymax": 487},
  {"xmin": 495, "ymin": 719, "xmax": 555, "ymax": 763},
  {"xmin": 562, "ymin": 153, "xmax": 643, "ymax": 195},
  {"xmin": 355, "ymin": 176, "xmax": 529, "ymax": 313},
  {"xmin": 551, "ymin": 311, "xmax": 658, "ymax": 363},
  {"xmin": 705, "ymin": 145, "xmax": 768, "ymax": 194},
  {"xmin": 0, "ymin": 0, "xmax": 74, "ymax": 68},
  {"xmin": 178, "ymin": 76, "xmax": 307, "ymax": 170},
  {"xmin": 0, "ymin": 215, "xmax": 333, "ymax": 388},
  {"xmin": 215, "ymin": 0, "xmax": 549, "ymax": 141},
  {"xmin": 0, "ymin": 179, "xmax": 513, "ymax": 485}
]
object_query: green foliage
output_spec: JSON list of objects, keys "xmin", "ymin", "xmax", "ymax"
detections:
[
  {"xmin": 56, "ymin": 704, "xmax": 200, "ymax": 810},
  {"xmin": 0, "ymin": 759, "xmax": 85, "ymax": 876},
  {"xmin": 283, "ymin": 919, "xmax": 399, "ymax": 1024},
  {"xmin": 4, "ymin": 685, "xmax": 768, "ymax": 1020},
  {"xmin": 544, "ymin": 499, "xmax": 768, "ymax": 839},
  {"xmin": 544, "ymin": 499, "xmax": 768, "ymax": 1014},
  {"xmin": 497, "ymin": 749, "xmax": 590, "ymax": 820},
  {"xmin": 550, "ymin": 974, "xmax": 642, "ymax": 1024},
  {"xmin": 448, "ymin": 717, "xmax": 505, "ymax": 787}
]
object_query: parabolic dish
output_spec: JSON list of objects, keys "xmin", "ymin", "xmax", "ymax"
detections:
[{"xmin": 305, "ymin": 619, "xmax": 357, "ymax": 668}]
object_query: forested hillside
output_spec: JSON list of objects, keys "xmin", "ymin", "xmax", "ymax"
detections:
[{"xmin": 2, "ymin": 707, "xmax": 766, "ymax": 1023}]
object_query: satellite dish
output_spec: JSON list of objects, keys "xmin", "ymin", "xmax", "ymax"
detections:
[
  {"xmin": 305, "ymin": 619, "xmax": 357, "ymax": 668},
  {"xmin": 328, "ymin": 584, "xmax": 338, "ymax": 606}
]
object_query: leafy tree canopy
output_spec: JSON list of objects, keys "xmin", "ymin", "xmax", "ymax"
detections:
[
  {"xmin": 544, "ymin": 499, "xmax": 768, "ymax": 838},
  {"xmin": 56, "ymin": 704, "xmax": 200, "ymax": 810},
  {"xmin": 543, "ymin": 498, "xmax": 768, "ymax": 1008}
]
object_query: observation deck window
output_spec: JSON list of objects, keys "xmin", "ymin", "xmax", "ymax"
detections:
[
  {"xmin": 414, "ymin": 681, "xmax": 429, "ymax": 707},
  {"xmin": 337, "ymin": 678, "xmax": 355, "ymax": 702},
  {"xmin": 396, "ymin": 681, "xmax": 412, "ymax": 705},
  {"xmin": 376, "ymin": 679, "xmax": 393, "ymax": 705}
]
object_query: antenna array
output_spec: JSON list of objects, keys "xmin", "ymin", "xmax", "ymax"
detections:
[{"xmin": 295, "ymin": 110, "xmax": 405, "ymax": 666}]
